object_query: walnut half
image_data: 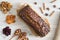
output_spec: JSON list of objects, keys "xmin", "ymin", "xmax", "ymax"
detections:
[{"xmin": 0, "ymin": 1, "xmax": 12, "ymax": 14}]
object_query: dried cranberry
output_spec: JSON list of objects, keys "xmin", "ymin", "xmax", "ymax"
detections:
[{"xmin": 3, "ymin": 26, "xmax": 11, "ymax": 36}]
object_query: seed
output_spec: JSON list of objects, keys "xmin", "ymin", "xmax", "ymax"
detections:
[
  {"xmin": 45, "ymin": 13, "xmax": 48, "ymax": 16},
  {"xmin": 46, "ymin": 8, "xmax": 50, "ymax": 11},
  {"xmin": 53, "ymin": 5, "xmax": 56, "ymax": 8},
  {"xmin": 34, "ymin": 2, "xmax": 37, "ymax": 5}
]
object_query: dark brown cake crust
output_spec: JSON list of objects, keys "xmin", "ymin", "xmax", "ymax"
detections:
[{"xmin": 18, "ymin": 5, "xmax": 50, "ymax": 37}]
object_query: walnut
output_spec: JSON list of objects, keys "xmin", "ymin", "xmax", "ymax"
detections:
[
  {"xmin": 0, "ymin": 1, "xmax": 12, "ymax": 14},
  {"xmin": 9, "ymin": 29, "xmax": 21, "ymax": 40},
  {"xmin": 21, "ymin": 32, "xmax": 27, "ymax": 36},
  {"xmin": 18, "ymin": 36, "xmax": 28, "ymax": 40},
  {"xmin": 9, "ymin": 29, "xmax": 28, "ymax": 40},
  {"xmin": 6, "ymin": 15, "xmax": 16, "ymax": 24},
  {"xmin": 18, "ymin": 32, "xmax": 28, "ymax": 40},
  {"xmin": 14, "ymin": 29, "xmax": 21, "ymax": 35}
]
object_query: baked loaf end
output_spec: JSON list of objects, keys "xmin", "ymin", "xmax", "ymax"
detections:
[{"xmin": 18, "ymin": 5, "xmax": 50, "ymax": 37}]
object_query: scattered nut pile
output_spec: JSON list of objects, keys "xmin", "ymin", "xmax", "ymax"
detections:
[
  {"xmin": 10, "ymin": 29, "xmax": 28, "ymax": 40},
  {"xmin": 6, "ymin": 15, "xmax": 16, "ymax": 24},
  {"xmin": 39, "ymin": 2, "xmax": 56, "ymax": 16},
  {"xmin": 0, "ymin": 1, "xmax": 12, "ymax": 14}
]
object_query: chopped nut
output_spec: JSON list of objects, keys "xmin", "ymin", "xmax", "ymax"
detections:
[
  {"xmin": 18, "ymin": 35, "xmax": 28, "ymax": 40},
  {"xmin": 43, "ymin": 3, "xmax": 45, "ymax": 10},
  {"xmin": 14, "ymin": 29, "xmax": 21, "ymax": 35},
  {"xmin": 39, "ymin": 7, "xmax": 43, "ymax": 13},
  {"xmin": 49, "ymin": 11, "xmax": 55, "ymax": 16},
  {"xmin": 21, "ymin": 32, "xmax": 27, "ymax": 36},
  {"xmin": 18, "ymin": 31, "xmax": 28, "ymax": 40},
  {"xmin": 50, "ymin": 0, "xmax": 56, "ymax": 3},
  {"xmin": 6, "ymin": 15, "xmax": 16, "ymax": 24},
  {"xmin": 10, "ymin": 29, "xmax": 28, "ymax": 40},
  {"xmin": 0, "ymin": 1, "xmax": 12, "ymax": 14},
  {"xmin": 18, "ymin": 36, "xmax": 28, "ymax": 40},
  {"xmin": 18, "ymin": 33, "xmax": 28, "ymax": 40},
  {"xmin": 9, "ymin": 29, "xmax": 21, "ymax": 40}
]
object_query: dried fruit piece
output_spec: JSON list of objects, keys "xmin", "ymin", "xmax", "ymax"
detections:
[
  {"xmin": 3, "ymin": 26, "xmax": 11, "ymax": 36},
  {"xmin": 0, "ymin": 1, "xmax": 12, "ymax": 14},
  {"xmin": 6, "ymin": 15, "xmax": 16, "ymax": 24}
]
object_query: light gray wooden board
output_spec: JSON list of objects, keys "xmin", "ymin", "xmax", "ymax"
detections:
[{"xmin": 0, "ymin": 0, "xmax": 60, "ymax": 40}]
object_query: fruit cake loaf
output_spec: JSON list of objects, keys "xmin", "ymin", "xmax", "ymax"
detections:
[{"xmin": 18, "ymin": 5, "xmax": 50, "ymax": 37}]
